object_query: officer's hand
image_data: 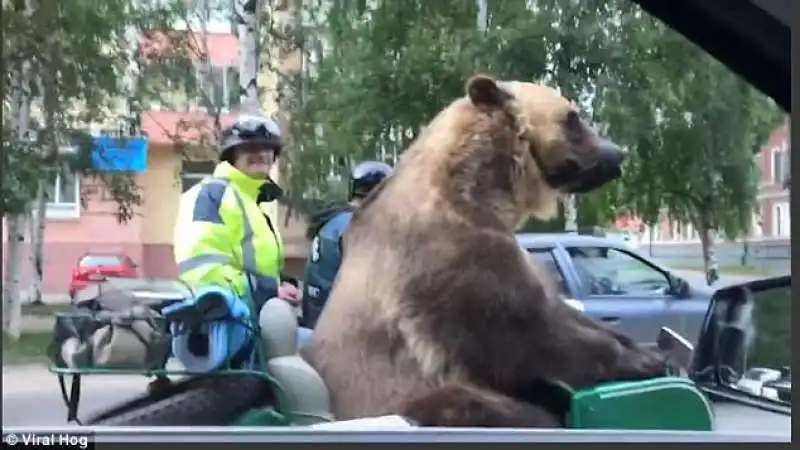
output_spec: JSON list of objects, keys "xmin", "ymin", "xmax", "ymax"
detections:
[{"xmin": 278, "ymin": 282, "xmax": 301, "ymax": 305}]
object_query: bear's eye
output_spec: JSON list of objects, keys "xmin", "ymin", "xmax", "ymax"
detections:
[{"xmin": 564, "ymin": 111, "xmax": 584, "ymax": 145}]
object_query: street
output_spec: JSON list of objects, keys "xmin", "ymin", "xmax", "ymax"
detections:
[{"xmin": 2, "ymin": 365, "xmax": 150, "ymax": 427}]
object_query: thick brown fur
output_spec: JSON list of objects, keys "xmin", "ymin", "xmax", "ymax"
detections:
[{"xmin": 301, "ymin": 75, "xmax": 666, "ymax": 427}]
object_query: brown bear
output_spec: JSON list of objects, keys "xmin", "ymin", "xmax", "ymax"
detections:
[{"xmin": 301, "ymin": 74, "xmax": 667, "ymax": 427}]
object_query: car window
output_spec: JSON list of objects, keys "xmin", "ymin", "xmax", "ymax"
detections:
[
  {"xmin": 79, "ymin": 255, "xmax": 123, "ymax": 267},
  {"xmin": 526, "ymin": 248, "xmax": 568, "ymax": 295},
  {"xmin": 748, "ymin": 284, "xmax": 791, "ymax": 376},
  {"xmin": 566, "ymin": 246, "xmax": 670, "ymax": 296},
  {"xmin": 122, "ymin": 256, "xmax": 137, "ymax": 267}
]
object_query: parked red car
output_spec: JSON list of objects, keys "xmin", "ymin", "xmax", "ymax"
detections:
[{"xmin": 68, "ymin": 252, "xmax": 139, "ymax": 301}]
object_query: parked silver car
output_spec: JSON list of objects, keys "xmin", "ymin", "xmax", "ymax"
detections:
[{"xmin": 518, "ymin": 233, "xmax": 714, "ymax": 347}]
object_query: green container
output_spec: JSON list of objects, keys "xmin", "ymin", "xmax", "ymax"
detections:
[
  {"xmin": 234, "ymin": 407, "xmax": 290, "ymax": 426},
  {"xmin": 569, "ymin": 377, "xmax": 713, "ymax": 431}
]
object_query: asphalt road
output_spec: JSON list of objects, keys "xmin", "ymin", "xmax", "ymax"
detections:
[
  {"xmin": 3, "ymin": 271, "xmax": 788, "ymax": 434},
  {"xmin": 2, "ymin": 365, "xmax": 149, "ymax": 427}
]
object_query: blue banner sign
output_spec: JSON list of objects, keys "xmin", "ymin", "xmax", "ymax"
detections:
[{"xmin": 91, "ymin": 136, "xmax": 148, "ymax": 172}]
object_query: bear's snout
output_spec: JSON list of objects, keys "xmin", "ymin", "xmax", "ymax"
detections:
[{"xmin": 560, "ymin": 140, "xmax": 624, "ymax": 194}]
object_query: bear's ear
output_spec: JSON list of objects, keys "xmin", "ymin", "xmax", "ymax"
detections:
[{"xmin": 466, "ymin": 75, "xmax": 511, "ymax": 108}]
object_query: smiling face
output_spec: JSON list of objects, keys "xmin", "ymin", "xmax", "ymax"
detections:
[{"xmin": 231, "ymin": 143, "xmax": 276, "ymax": 178}]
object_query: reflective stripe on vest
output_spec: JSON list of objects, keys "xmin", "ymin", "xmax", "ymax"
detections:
[{"xmin": 178, "ymin": 177, "xmax": 259, "ymax": 276}]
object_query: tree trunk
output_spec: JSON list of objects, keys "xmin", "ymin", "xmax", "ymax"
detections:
[
  {"xmin": 564, "ymin": 195, "xmax": 578, "ymax": 232},
  {"xmin": 741, "ymin": 238, "xmax": 750, "ymax": 267},
  {"xmin": 3, "ymin": 215, "xmax": 27, "ymax": 339},
  {"xmin": 5, "ymin": 13, "xmax": 34, "ymax": 337},
  {"xmin": 475, "ymin": 0, "xmax": 488, "ymax": 31},
  {"xmin": 698, "ymin": 226, "xmax": 718, "ymax": 286},
  {"xmin": 27, "ymin": 179, "xmax": 47, "ymax": 305},
  {"xmin": 236, "ymin": 0, "xmax": 261, "ymax": 113}
]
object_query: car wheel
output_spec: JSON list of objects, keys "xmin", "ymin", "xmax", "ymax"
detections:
[{"xmin": 84, "ymin": 374, "xmax": 275, "ymax": 426}]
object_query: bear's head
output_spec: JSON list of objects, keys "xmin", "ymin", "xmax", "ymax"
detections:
[{"xmin": 426, "ymin": 74, "xmax": 624, "ymax": 227}]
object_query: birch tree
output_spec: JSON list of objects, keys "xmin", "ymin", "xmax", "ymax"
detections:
[
  {"xmin": 2, "ymin": 0, "xmax": 186, "ymax": 335},
  {"xmin": 235, "ymin": 0, "xmax": 262, "ymax": 112},
  {"xmin": 3, "ymin": 0, "xmax": 35, "ymax": 335},
  {"xmin": 595, "ymin": 7, "xmax": 782, "ymax": 280}
]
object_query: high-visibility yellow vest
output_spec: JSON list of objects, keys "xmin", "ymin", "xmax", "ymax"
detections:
[{"xmin": 173, "ymin": 161, "xmax": 284, "ymax": 296}]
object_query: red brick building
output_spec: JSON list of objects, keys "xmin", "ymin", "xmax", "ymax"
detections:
[{"xmin": 640, "ymin": 122, "xmax": 790, "ymax": 244}]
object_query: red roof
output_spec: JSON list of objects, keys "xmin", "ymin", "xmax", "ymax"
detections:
[
  {"xmin": 139, "ymin": 30, "xmax": 238, "ymax": 66},
  {"xmin": 141, "ymin": 110, "xmax": 237, "ymax": 145}
]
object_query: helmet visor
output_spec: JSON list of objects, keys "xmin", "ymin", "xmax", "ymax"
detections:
[{"xmin": 231, "ymin": 115, "xmax": 282, "ymax": 141}]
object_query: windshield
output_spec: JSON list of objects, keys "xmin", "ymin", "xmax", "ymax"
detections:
[{"xmin": 79, "ymin": 255, "xmax": 123, "ymax": 267}]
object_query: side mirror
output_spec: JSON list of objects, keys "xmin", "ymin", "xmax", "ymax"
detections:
[
  {"xmin": 690, "ymin": 275, "xmax": 791, "ymax": 409},
  {"xmin": 669, "ymin": 276, "xmax": 691, "ymax": 298}
]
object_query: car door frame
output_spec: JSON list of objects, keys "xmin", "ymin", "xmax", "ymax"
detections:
[
  {"xmin": 559, "ymin": 243, "xmax": 680, "ymax": 347},
  {"xmin": 524, "ymin": 243, "xmax": 582, "ymax": 302}
]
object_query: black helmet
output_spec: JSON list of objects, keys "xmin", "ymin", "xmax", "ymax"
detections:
[
  {"xmin": 350, "ymin": 161, "xmax": 393, "ymax": 199},
  {"xmin": 219, "ymin": 114, "xmax": 283, "ymax": 162}
]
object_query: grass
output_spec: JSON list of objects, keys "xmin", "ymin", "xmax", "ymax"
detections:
[
  {"xmin": 668, "ymin": 263, "xmax": 775, "ymax": 277},
  {"xmin": 2, "ymin": 331, "xmax": 52, "ymax": 365},
  {"xmin": 21, "ymin": 302, "xmax": 73, "ymax": 317}
]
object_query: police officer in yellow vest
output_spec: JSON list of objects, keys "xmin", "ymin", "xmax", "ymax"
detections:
[{"xmin": 173, "ymin": 114, "xmax": 301, "ymax": 313}]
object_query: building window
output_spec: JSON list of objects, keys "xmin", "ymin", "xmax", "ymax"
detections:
[
  {"xmin": 670, "ymin": 221, "xmax": 680, "ymax": 241},
  {"xmin": 681, "ymin": 223, "xmax": 694, "ymax": 241},
  {"xmin": 772, "ymin": 201, "xmax": 790, "ymax": 237},
  {"xmin": 751, "ymin": 212, "xmax": 763, "ymax": 238},
  {"xmin": 772, "ymin": 143, "xmax": 789, "ymax": 184},
  {"xmin": 180, "ymin": 160, "xmax": 216, "ymax": 192},
  {"xmin": 651, "ymin": 224, "xmax": 662, "ymax": 242},
  {"xmin": 138, "ymin": 55, "xmax": 198, "ymax": 112},
  {"xmin": 197, "ymin": 64, "xmax": 241, "ymax": 112},
  {"xmin": 45, "ymin": 168, "xmax": 80, "ymax": 219}
]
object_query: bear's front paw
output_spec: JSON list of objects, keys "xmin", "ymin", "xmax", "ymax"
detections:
[{"xmin": 614, "ymin": 349, "xmax": 668, "ymax": 381}]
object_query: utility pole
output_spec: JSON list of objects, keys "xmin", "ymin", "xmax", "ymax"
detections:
[{"xmin": 235, "ymin": 0, "xmax": 261, "ymax": 113}]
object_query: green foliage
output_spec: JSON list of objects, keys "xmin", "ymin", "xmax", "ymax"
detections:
[
  {"xmin": 281, "ymin": 0, "xmax": 554, "ymax": 214},
  {"xmin": 594, "ymin": 7, "xmax": 784, "ymax": 239},
  {"xmin": 0, "ymin": 129, "xmax": 40, "ymax": 216},
  {"xmin": 2, "ymin": 0, "xmax": 187, "ymax": 222},
  {"xmin": 276, "ymin": 0, "xmax": 781, "ymax": 233}
]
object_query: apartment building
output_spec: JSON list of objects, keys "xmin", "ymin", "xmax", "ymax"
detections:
[
  {"xmin": 636, "ymin": 122, "xmax": 790, "ymax": 245},
  {"xmin": 6, "ymin": 13, "xmax": 309, "ymax": 296}
]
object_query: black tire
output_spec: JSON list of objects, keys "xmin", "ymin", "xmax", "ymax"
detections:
[{"xmin": 85, "ymin": 374, "xmax": 274, "ymax": 426}]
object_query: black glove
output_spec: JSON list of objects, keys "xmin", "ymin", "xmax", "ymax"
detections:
[{"xmin": 257, "ymin": 179, "xmax": 283, "ymax": 203}]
